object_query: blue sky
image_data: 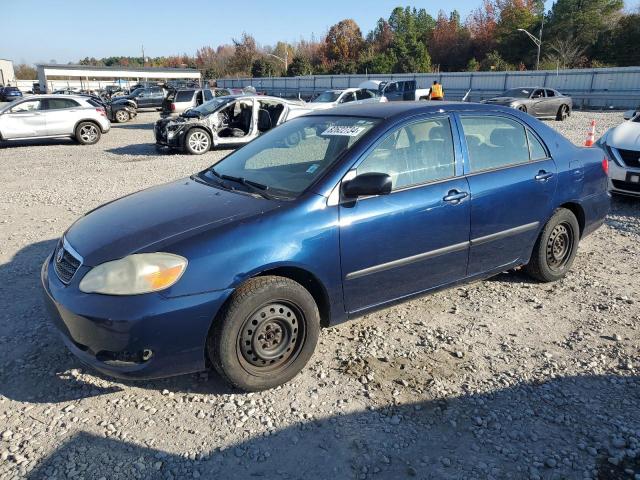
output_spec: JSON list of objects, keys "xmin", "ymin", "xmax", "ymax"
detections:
[{"xmin": 2, "ymin": 0, "xmax": 638, "ymax": 65}]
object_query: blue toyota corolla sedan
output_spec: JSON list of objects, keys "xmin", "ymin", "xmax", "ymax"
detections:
[{"xmin": 42, "ymin": 102, "xmax": 610, "ymax": 391}]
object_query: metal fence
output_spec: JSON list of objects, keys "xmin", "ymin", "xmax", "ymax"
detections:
[{"xmin": 218, "ymin": 67, "xmax": 640, "ymax": 109}]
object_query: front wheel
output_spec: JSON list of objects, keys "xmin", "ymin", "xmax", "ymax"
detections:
[
  {"xmin": 75, "ymin": 122, "xmax": 101, "ymax": 145},
  {"xmin": 524, "ymin": 208, "xmax": 580, "ymax": 282},
  {"xmin": 114, "ymin": 109, "xmax": 130, "ymax": 123},
  {"xmin": 208, "ymin": 276, "xmax": 320, "ymax": 391},
  {"xmin": 184, "ymin": 128, "xmax": 211, "ymax": 155}
]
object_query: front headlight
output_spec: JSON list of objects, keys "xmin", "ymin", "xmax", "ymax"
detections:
[{"xmin": 79, "ymin": 253, "xmax": 187, "ymax": 295}]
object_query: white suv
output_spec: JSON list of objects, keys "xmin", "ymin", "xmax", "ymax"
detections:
[{"xmin": 0, "ymin": 95, "xmax": 110, "ymax": 145}]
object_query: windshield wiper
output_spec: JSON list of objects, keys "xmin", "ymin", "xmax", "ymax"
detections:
[{"xmin": 210, "ymin": 168, "xmax": 272, "ymax": 199}]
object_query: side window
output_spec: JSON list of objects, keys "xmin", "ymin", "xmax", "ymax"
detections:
[
  {"xmin": 357, "ymin": 118, "xmax": 456, "ymax": 190},
  {"xmin": 460, "ymin": 116, "xmax": 530, "ymax": 173},
  {"xmin": 45, "ymin": 98, "xmax": 79, "ymax": 110},
  {"xmin": 355, "ymin": 89, "xmax": 373, "ymax": 100},
  {"xmin": 341, "ymin": 92, "xmax": 356, "ymax": 103},
  {"xmin": 532, "ymin": 89, "xmax": 545, "ymax": 98},
  {"xmin": 10, "ymin": 100, "xmax": 41, "ymax": 112},
  {"xmin": 527, "ymin": 129, "xmax": 548, "ymax": 160},
  {"xmin": 545, "ymin": 89, "xmax": 556, "ymax": 97},
  {"xmin": 404, "ymin": 81, "xmax": 416, "ymax": 91},
  {"xmin": 386, "ymin": 82, "xmax": 398, "ymax": 93},
  {"xmin": 203, "ymin": 90, "xmax": 213, "ymax": 101}
]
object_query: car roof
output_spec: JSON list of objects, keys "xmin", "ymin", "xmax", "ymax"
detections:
[{"xmin": 305, "ymin": 101, "xmax": 518, "ymax": 119}]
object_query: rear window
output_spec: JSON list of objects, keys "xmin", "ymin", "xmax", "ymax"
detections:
[
  {"xmin": 5, "ymin": 87, "xmax": 19, "ymax": 92},
  {"xmin": 86, "ymin": 99, "xmax": 102, "ymax": 107},
  {"xmin": 175, "ymin": 90, "xmax": 195, "ymax": 102}
]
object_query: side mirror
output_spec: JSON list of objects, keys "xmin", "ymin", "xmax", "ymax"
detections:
[
  {"xmin": 623, "ymin": 110, "xmax": 637, "ymax": 120},
  {"xmin": 343, "ymin": 172, "xmax": 392, "ymax": 198}
]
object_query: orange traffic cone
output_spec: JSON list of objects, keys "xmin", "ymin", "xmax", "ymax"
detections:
[{"xmin": 584, "ymin": 120, "xmax": 596, "ymax": 147}]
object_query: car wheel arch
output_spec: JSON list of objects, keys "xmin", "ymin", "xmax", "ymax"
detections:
[
  {"xmin": 558, "ymin": 202, "xmax": 585, "ymax": 238},
  {"xmin": 73, "ymin": 119, "xmax": 103, "ymax": 134},
  {"xmin": 202, "ymin": 265, "xmax": 332, "ymax": 370},
  {"xmin": 184, "ymin": 125, "xmax": 215, "ymax": 146}
]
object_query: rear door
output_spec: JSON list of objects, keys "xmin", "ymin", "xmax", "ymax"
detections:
[
  {"xmin": 41, "ymin": 98, "xmax": 81, "ymax": 135},
  {"xmin": 0, "ymin": 99, "xmax": 46, "ymax": 138},
  {"xmin": 403, "ymin": 81, "xmax": 417, "ymax": 101},
  {"xmin": 339, "ymin": 115, "xmax": 470, "ymax": 313},
  {"xmin": 544, "ymin": 89, "xmax": 561, "ymax": 117},
  {"xmin": 457, "ymin": 114, "xmax": 557, "ymax": 275}
]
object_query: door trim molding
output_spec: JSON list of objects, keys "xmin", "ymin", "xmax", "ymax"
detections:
[
  {"xmin": 345, "ymin": 241, "xmax": 470, "ymax": 281},
  {"xmin": 344, "ymin": 221, "xmax": 540, "ymax": 281},
  {"xmin": 470, "ymin": 221, "xmax": 540, "ymax": 246}
]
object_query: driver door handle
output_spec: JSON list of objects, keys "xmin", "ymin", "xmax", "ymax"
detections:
[
  {"xmin": 535, "ymin": 170, "xmax": 554, "ymax": 182},
  {"xmin": 443, "ymin": 190, "xmax": 469, "ymax": 203}
]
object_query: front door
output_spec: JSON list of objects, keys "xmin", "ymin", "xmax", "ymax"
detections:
[
  {"xmin": 0, "ymin": 99, "xmax": 46, "ymax": 138},
  {"xmin": 382, "ymin": 82, "xmax": 404, "ymax": 102},
  {"xmin": 529, "ymin": 89, "xmax": 547, "ymax": 116},
  {"xmin": 216, "ymin": 98, "xmax": 255, "ymax": 146},
  {"xmin": 339, "ymin": 116, "xmax": 471, "ymax": 313},
  {"xmin": 458, "ymin": 114, "xmax": 558, "ymax": 275}
]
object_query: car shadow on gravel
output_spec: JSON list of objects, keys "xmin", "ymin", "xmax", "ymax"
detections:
[
  {"xmin": 0, "ymin": 138, "xmax": 76, "ymax": 149},
  {"xmin": 0, "ymin": 239, "xmax": 234, "ymax": 404},
  {"xmin": 23, "ymin": 373, "xmax": 640, "ymax": 479},
  {"xmin": 105, "ymin": 144, "xmax": 186, "ymax": 158}
]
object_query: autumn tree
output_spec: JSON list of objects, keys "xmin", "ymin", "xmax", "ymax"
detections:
[
  {"xmin": 324, "ymin": 19, "xmax": 364, "ymax": 67},
  {"xmin": 230, "ymin": 33, "xmax": 258, "ymax": 76},
  {"xmin": 466, "ymin": 0, "xmax": 498, "ymax": 61},
  {"xmin": 429, "ymin": 10, "xmax": 471, "ymax": 71},
  {"xmin": 14, "ymin": 64, "xmax": 37, "ymax": 79}
]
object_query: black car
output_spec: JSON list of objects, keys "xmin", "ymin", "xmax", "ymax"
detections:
[
  {"xmin": 112, "ymin": 86, "xmax": 166, "ymax": 109},
  {"xmin": 83, "ymin": 95, "xmax": 137, "ymax": 123},
  {"xmin": 0, "ymin": 86, "xmax": 23, "ymax": 102}
]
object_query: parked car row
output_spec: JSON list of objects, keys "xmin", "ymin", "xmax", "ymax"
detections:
[{"xmin": 0, "ymin": 86, "xmax": 23, "ymax": 102}]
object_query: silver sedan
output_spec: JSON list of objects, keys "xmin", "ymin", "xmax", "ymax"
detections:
[{"xmin": 481, "ymin": 87, "xmax": 572, "ymax": 121}]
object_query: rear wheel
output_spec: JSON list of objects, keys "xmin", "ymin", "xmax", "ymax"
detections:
[
  {"xmin": 556, "ymin": 104, "xmax": 570, "ymax": 121},
  {"xmin": 114, "ymin": 109, "xmax": 130, "ymax": 123},
  {"xmin": 184, "ymin": 128, "xmax": 211, "ymax": 155},
  {"xmin": 75, "ymin": 122, "xmax": 101, "ymax": 145},
  {"xmin": 524, "ymin": 208, "xmax": 580, "ymax": 282},
  {"xmin": 208, "ymin": 276, "xmax": 320, "ymax": 391}
]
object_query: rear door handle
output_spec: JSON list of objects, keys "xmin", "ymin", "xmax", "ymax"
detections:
[
  {"xmin": 443, "ymin": 190, "xmax": 469, "ymax": 203},
  {"xmin": 535, "ymin": 171, "xmax": 554, "ymax": 181}
]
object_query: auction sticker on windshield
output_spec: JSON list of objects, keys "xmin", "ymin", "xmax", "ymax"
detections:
[{"xmin": 321, "ymin": 126, "xmax": 366, "ymax": 136}]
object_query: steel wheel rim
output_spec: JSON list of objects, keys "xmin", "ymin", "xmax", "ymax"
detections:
[
  {"xmin": 188, "ymin": 131, "xmax": 209, "ymax": 153},
  {"xmin": 237, "ymin": 301, "xmax": 305, "ymax": 374},
  {"xmin": 80, "ymin": 125, "xmax": 98, "ymax": 142},
  {"xmin": 116, "ymin": 110, "xmax": 128, "ymax": 122},
  {"xmin": 561, "ymin": 106, "xmax": 568, "ymax": 120},
  {"xmin": 546, "ymin": 222, "xmax": 573, "ymax": 272}
]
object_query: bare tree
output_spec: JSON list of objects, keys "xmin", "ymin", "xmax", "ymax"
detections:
[{"xmin": 544, "ymin": 37, "xmax": 587, "ymax": 68}]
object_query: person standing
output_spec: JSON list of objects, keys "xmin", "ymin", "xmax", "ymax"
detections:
[{"xmin": 430, "ymin": 80, "xmax": 444, "ymax": 101}]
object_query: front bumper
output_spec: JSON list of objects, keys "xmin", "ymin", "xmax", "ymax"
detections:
[
  {"xmin": 154, "ymin": 123, "xmax": 184, "ymax": 148},
  {"xmin": 41, "ymin": 252, "xmax": 232, "ymax": 380},
  {"xmin": 608, "ymin": 153, "xmax": 640, "ymax": 197}
]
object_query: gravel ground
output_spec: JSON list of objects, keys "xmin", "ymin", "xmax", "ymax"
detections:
[{"xmin": 0, "ymin": 110, "xmax": 638, "ymax": 480}]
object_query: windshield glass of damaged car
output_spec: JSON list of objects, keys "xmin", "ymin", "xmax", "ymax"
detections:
[{"xmin": 201, "ymin": 116, "xmax": 378, "ymax": 197}]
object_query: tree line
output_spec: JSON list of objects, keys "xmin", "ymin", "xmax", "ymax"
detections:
[{"xmin": 13, "ymin": 0, "xmax": 639, "ymax": 81}]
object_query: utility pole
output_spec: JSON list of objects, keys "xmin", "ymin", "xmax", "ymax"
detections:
[
  {"xmin": 142, "ymin": 44, "xmax": 145, "ymax": 67},
  {"xmin": 517, "ymin": 15, "xmax": 544, "ymax": 70}
]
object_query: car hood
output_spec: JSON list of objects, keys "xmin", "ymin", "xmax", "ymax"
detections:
[
  {"xmin": 65, "ymin": 178, "xmax": 280, "ymax": 266},
  {"xmin": 607, "ymin": 121, "xmax": 640, "ymax": 150},
  {"xmin": 484, "ymin": 97, "xmax": 518, "ymax": 104}
]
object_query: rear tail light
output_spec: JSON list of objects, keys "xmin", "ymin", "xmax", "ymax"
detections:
[
  {"xmin": 96, "ymin": 107, "xmax": 107, "ymax": 117},
  {"xmin": 602, "ymin": 157, "xmax": 609, "ymax": 175},
  {"xmin": 170, "ymin": 103, "xmax": 176, "ymax": 111}
]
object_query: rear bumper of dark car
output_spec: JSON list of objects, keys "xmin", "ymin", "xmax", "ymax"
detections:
[{"xmin": 41, "ymin": 252, "xmax": 232, "ymax": 380}]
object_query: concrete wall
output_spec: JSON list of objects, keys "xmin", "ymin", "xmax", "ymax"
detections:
[
  {"xmin": 218, "ymin": 67, "xmax": 640, "ymax": 109},
  {"xmin": 0, "ymin": 59, "xmax": 16, "ymax": 86}
]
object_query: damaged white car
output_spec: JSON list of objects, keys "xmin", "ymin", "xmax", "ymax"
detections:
[{"xmin": 154, "ymin": 95, "xmax": 313, "ymax": 155}]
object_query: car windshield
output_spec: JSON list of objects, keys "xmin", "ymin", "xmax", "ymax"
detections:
[
  {"xmin": 501, "ymin": 88, "xmax": 532, "ymax": 98},
  {"xmin": 130, "ymin": 88, "xmax": 144, "ymax": 97},
  {"xmin": 199, "ymin": 116, "xmax": 378, "ymax": 198},
  {"xmin": 311, "ymin": 91, "xmax": 342, "ymax": 103},
  {"xmin": 182, "ymin": 97, "xmax": 235, "ymax": 117}
]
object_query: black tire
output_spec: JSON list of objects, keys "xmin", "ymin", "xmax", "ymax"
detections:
[
  {"xmin": 114, "ymin": 109, "xmax": 130, "ymax": 123},
  {"xmin": 208, "ymin": 276, "xmax": 320, "ymax": 392},
  {"xmin": 556, "ymin": 104, "xmax": 570, "ymax": 121},
  {"xmin": 75, "ymin": 122, "xmax": 101, "ymax": 145},
  {"xmin": 184, "ymin": 128, "xmax": 211, "ymax": 155},
  {"xmin": 524, "ymin": 208, "xmax": 580, "ymax": 282}
]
